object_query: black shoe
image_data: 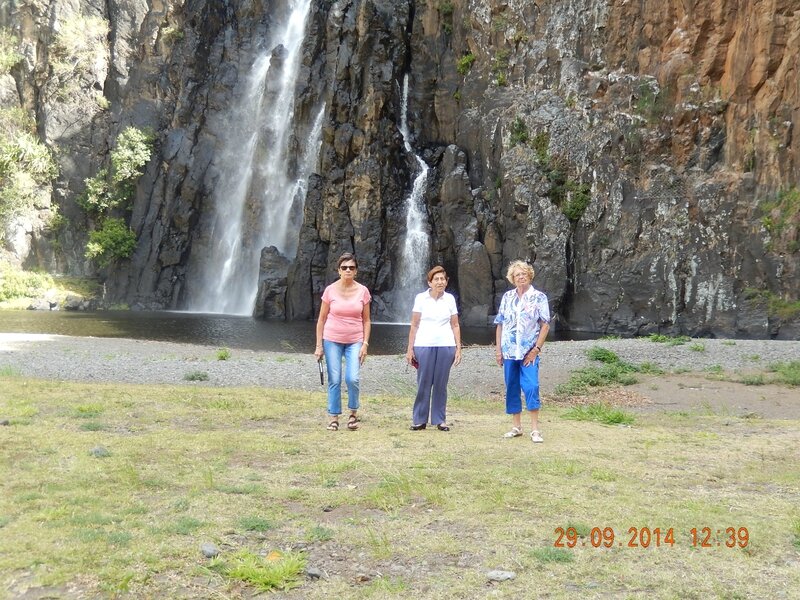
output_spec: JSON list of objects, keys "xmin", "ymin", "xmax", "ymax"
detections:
[
  {"xmin": 410, "ymin": 424, "xmax": 426, "ymax": 431},
  {"xmin": 436, "ymin": 424, "xmax": 450, "ymax": 431}
]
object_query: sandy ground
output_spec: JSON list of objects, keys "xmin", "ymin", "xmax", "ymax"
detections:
[{"xmin": 1, "ymin": 333, "xmax": 798, "ymax": 419}]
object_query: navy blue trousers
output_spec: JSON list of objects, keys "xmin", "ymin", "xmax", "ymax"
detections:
[{"xmin": 412, "ymin": 346, "xmax": 456, "ymax": 425}]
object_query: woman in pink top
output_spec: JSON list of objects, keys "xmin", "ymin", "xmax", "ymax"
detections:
[{"xmin": 314, "ymin": 253, "xmax": 372, "ymax": 431}]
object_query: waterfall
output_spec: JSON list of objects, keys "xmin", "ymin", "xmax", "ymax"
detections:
[
  {"xmin": 286, "ymin": 104, "xmax": 327, "ymax": 241},
  {"xmin": 186, "ymin": 0, "xmax": 315, "ymax": 315},
  {"xmin": 395, "ymin": 74, "xmax": 430, "ymax": 319}
]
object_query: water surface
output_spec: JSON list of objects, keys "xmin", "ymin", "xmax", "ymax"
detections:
[{"xmin": 0, "ymin": 311, "xmax": 492, "ymax": 355}]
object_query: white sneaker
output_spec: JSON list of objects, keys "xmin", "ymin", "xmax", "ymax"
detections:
[
  {"xmin": 503, "ymin": 427, "xmax": 523, "ymax": 438},
  {"xmin": 531, "ymin": 430, "xmax": 544, "ymax": 443}
]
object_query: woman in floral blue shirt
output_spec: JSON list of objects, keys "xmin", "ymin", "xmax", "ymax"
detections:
[{"xmin": 494, "ymin": 260, "xmax": 550, "ymax": 443}]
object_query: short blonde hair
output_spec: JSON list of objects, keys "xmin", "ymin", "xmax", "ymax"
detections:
[{"xmin": 505, "ymin": 260, "xmax": 535, "ymax": 284}]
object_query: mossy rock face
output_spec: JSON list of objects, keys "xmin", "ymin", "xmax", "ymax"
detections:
[{"xmin": 761, "ymin": 188, "xmax": 800, "ymax": 255}]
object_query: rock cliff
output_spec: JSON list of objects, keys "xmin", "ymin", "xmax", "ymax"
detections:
[{"xmin": 2, "ymin": 0, "xmax": 798, "ymax": 337}]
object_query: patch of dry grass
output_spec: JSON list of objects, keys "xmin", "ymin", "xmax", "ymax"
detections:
[{"xmin": 1, "ymin": 377, "xmax": 799, "ymax": 598}]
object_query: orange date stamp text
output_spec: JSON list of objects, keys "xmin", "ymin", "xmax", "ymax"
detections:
[{"xmin": 553, "ymin": 526, "xmax": 749, "ymax": 549}]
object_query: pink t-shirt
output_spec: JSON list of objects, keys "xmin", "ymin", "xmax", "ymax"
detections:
[{"xmin": 322, "ymin": 282, "xmax": 371, "ymax": 343}]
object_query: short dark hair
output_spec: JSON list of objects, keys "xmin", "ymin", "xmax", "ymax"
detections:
[
  {"xmin": 427, "ymin": 265, "xmax": 447, "ymax": 282},
  {"xmin": 337, "ymin": 252, "xmax": 358, "ymax": 269}
]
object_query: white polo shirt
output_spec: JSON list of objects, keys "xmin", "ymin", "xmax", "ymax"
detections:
[{"xmin": 411, "ymin": 290, "xmax": 458, "ymax": 347}]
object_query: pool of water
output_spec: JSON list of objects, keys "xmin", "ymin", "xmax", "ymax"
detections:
[
  {"xmin": 0, "ymin": 310, "xmax": 483, "ymax": 355},
  {"xmin": 0, "ymin": 310, "xmax": 601, "ymax": 355}
]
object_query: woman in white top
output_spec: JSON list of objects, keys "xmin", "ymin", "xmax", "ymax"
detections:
[{"xmin": 405, "ymin": 265, "xmax": 462, "ymax": 431}]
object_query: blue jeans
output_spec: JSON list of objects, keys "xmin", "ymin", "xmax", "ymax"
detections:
[
  {"xmin": 323, "ymin": 340, "xmax": 362, "ymax": 415},
  {"xmin": 503, "ymin": 357, "xmax": 541, "ymax": 414}
]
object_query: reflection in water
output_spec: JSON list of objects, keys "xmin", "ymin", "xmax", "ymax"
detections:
[{"xmin": 0, "ymin": 311, "xmax": 499, "ymax": 355}]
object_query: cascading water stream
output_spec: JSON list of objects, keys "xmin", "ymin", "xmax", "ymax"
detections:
[
  {"xmin": 396, "ymin": 74, "xmax": 430, "ymax": 319},
  {"xmin": 186, "ymin": 0, "xmax": 314, "ymax": 315}
]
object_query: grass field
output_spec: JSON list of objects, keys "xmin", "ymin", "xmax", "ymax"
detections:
[{"xmin": 1, "ymin": 377, "xmax": 799, "ymax": 598}]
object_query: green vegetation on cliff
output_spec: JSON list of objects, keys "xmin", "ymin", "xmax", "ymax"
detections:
[
  {"xmin": 744, "ymin": 288, "xmax": 800, "ymax": 321},
  {"xmin": 0, "ymin": 108, "xmax": 59, "ymax": 236},
  {"xmin": 438, "ymin": 1, "xmax": 455, "ymax": 35},
  {"xmin": 0, "ymin": 28, "xmax": 22, "ymax": 73},
  {"xmin": 528, "ymin": 131, "xmax": 591, "ymax": 223},
  {"xmin": 456, "ymin": 53, "xmax": 475, "ymax": 76},
  {"xmin": 0, "ymin": 262, "xmax": 55, "ymax": 303},
  {"xmin": 85, "ymin": 217, "xmax": 138, "ymax": 267},
  {"xmin": 0, "ymin": 260, "xmax": 101, "ymax": 308},
  {"xmin": 761, "ymin": 188, "xmax": 800, "ymax": 254},
  {"xmin": 81, "ymin": 127, "xmax": 154, "ymax": 265},
  {"xmin": 49, "ymin": 14, "xmax": 109, "ymax": 104},
  {"xmin": 79, "ymin": 127, "xmax": 155, "ymax": 215}
]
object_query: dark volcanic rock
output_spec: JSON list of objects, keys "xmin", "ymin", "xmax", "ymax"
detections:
[{"xmin": 4, "ymin": 0, "xmax": 798, "ymax": 337}]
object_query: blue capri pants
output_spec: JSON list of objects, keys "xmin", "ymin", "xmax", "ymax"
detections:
[{"xmin": 503, "ymin": 357, "xmax": 541, "ymax": 413}]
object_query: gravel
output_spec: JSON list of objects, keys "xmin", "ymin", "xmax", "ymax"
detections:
[{"xmin": 2, "ymin": 334, "xmax": 798, "ymax": 398}]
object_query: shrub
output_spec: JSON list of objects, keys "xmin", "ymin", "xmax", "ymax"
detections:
[
  {"xmin": 509, "ymin": 117, "xmax": 529, "ymax": 147},
  {"xmin": 647, "ymin": 334, "xmax": 691, "ymax": 346},
  {"xmin": 532, "ymin": 132, "xmax": 549, "ymax": 163},
  {"xmin": 160, "ymin": 26, "xmax": 184, "ymax": 44},
  {"xmin": 77, "ymin": 169, "xmax": 112, "ymax": 214},
  {"xmin": 85, "ymin": 217, "xmax": 137, "ymax": 266},
  {"xmin": 744, "ymin": 288, "xmax": 800, "ymax": 321},
  {"xmin": 527, "ymin": 130, "xmax": 592, "ymax": 221},
  {"xmin": 560, "ymin": 181, "xmax": 592, "ymax": 221},
  {"xmin": 456, "ymin": 53, "xmax": 475, "ymax": 76},
  {"xmin": 81, "ymin": 126, "xmax": 152, "ymax": 261},
  {"xmin": 0, "ymin": 118, "xmax": 59, "ymax": 233},
  {"xmin": 0, "ymin": 131, "xmax": 58, "ymax": 182},
  {"xmin": 0, "ymin": 172, "xmax": 42, "ymax": 224},
  {"xmin": 554, "ymin": 363, "xmax": 638, "ymax": 396},
  {"xmin": 438, "ymin": 0, "xmax": 454, "ymax": 18},
  {"xmin": 562, "ymin": 403, "xmax": 635, "ymax": 425},
  {"xmin": 216, "ymin": 348, "xmax": 231, "ymax": 361},
  {"xmin": 51, "ymin": 15, "xmax": 109, "ymax": 78},
  {"xmin": 438, "ymin": 1, "xmax": 454, "ymax": 34},
  {"xmin": 638, "ymin": 362, "xmax": 664, "ymax": 375},
  {"xmin": 210, "ymin": 549, "xmax": 306, "ymax": 592},
  {"xmin": 111, "ymin": 127, "xmax": 155, "ymax": 194},
  {"xmin": 183, "ymin": 371, "xmax": 209, "ymax": 382},
  {"xmin": 0, "ymin": 261, "xmax": 55, "ymax": 302},
  {"xmin": 740, "ymin": 374, "xmax": 765, "ymax": 386},
  {"xmin": 760, "ymin": 188, "xmax": 799, "ymax": 254},
  {"xmin": 634, "ymin": 79, "xmax": 671, "ymax": 122},
  {"xmin": 586, "ymin": 346, "xmax": 620, "ymax": 364},
  {"xmin": 768, "ymin": 361, "xmax": 800, "ymax": 387},
  {"xmin": 0, "ymin": 28, "xmax": 22, "ymax": 74},
  {"xmin": 79, "ymin": 127, "xmax": 154, "ymax": 214}
]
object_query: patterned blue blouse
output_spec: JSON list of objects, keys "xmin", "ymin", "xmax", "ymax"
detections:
[{"xmin": 494, "ymin": 286, "xmax": 551, "ymax": 360}]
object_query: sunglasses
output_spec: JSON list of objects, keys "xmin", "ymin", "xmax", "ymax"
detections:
[{"xmin": 339, "ymin": 265, "xmax": 357, "ymax": 271}]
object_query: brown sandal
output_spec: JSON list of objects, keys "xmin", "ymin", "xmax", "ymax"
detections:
[
  {"xmin": 347, "ymin": 414, "xmax": 360, "ymax": 430},
  {"xmin": 326, "ymin": 419, "xmax": 339, "ymax": 431}
]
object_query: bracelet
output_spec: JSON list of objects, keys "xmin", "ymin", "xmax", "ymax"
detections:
[{"xmin": 362, "ymin": 342, "xmax": 369, "ymax": 347}]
